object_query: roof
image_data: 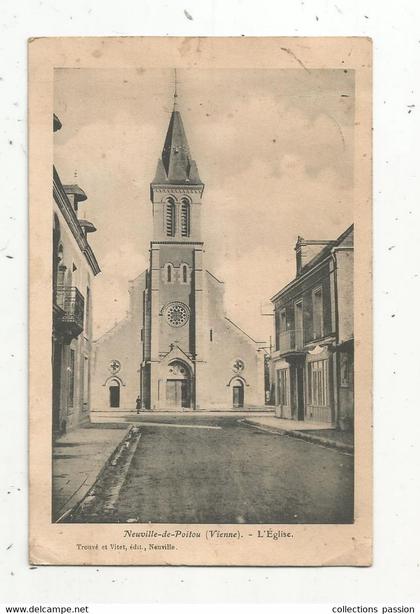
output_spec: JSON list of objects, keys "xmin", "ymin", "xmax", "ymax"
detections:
[
  {"xmin": 152, "ymin": 109, "xmax": 202, "ymax": 186},
  {"xmin": 79, "ymin": 219, "xmax": 97, "ymax": 233},
  {"xmin": 63, "ymin": 184, "xmax": 88, "ymax": 203},
  {"xmin": 224, "ymin": 317, "xmax": 259, "ymax": 344},
  {"xmin": 53, "ymin": 114, "xmax": 62, "ymax": 132},
  {"xmin": 299, "ymin": 224, "xmax": 354, "ymax": 275},
  {"xmin": 205, "ymin": 269, "xmax": 224, "ymax": 284},
  {"xmin": 53, "ymin": 167, "xmax": 100, "ymax": 276},
  {"xmin": 270, "ymin": 224, "xmax": 354, "ymax": 303}
]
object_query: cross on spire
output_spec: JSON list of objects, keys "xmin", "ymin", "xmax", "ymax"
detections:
[{"xmin": 173, "ymin": 68, "xmax": 178, "ymax": 110}]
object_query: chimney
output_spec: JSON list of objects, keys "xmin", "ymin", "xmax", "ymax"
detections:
[{"xmin": 295, "ymin": 237, "xmax": 335, "ymax": 275}]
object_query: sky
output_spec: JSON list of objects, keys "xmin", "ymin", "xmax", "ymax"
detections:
[{"xmin": 54, "ymin": 67, "xmax": 354, "ymax": 343}]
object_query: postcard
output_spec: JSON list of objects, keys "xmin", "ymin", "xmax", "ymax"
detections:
[{"xmin": 29, "ymin": 36, "xmax": 372, "ymax": 565}]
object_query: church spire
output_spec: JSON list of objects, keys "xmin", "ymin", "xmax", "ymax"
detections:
[{"xmin": 151, "ymin": 72, "xmax": 203, "ymax": 186}]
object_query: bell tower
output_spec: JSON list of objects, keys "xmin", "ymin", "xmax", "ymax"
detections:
[
  {"xmin": 150, "ymin": 83, "xmax": 204, "ymax": 242},
  {"xmin": 143, "ymin": 77, "xmax": 206, "ymax": 410},
  {"xmin": 93, "ymin": 74, "xmax": 265, "ymax": 414}
]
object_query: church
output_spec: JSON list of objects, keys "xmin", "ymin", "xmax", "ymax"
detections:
[{"xmin": 91, "ymin": 92, "xmax": 265, "ymax": 411}]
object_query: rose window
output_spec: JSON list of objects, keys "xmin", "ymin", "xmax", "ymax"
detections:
[
  {"xmin": 165, "ymin": 302, "xmax": 190, "ymax": 327},
  {"xmin": 233, "ymin": 359, "xmax": 245, "ymax": 373},
  {"xmin": 109, "ymin": 359, "xmax": 121, "ymax": 374}
]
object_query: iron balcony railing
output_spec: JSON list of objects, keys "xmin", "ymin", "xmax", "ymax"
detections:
[
  {"xmin": 55, "ymin": 285, "xmax": 85, "ymax": 336},
  {"xmin": 279, "ymin": 328, "xmax": 304, "ymax": 352}
]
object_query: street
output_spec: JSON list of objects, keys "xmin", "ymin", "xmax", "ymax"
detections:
[{"xmin": 71, "ymin": 415, "xmax": 354, "ymax": 524}]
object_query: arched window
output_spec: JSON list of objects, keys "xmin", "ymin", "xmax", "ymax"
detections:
[
  {"xmin": 167, "ymin": 263, "xmax": 173, "ymax": 283},
  {"xmin": 180, "ymin": 198, "xmax": 190, "ymax": 237},
  {"xmin": 182, "ymin": 264, "xmax": 188, "ymax": 283},
  {"xmin": 166, "ymin": 198, "xmax": 175, "ymax": 237}
]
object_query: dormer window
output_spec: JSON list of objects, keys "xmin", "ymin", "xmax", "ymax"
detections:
[
  {"xmin": 166, "ymin": 198, "xmax": 175, "ymax": 237},
  {"xmin": 180, "ymin": 198, "xmax": 190, "ymax": 237}
]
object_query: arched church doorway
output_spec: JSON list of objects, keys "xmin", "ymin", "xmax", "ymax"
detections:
[
  {"xmin": 166, "ymin": 361, "xmax": 191, "ymax": 409},
  {"xmin": 109, "ymin": 379, "xmax": 120, "ymax": 408},
  {"xmin": 232, "ymin": 379, "xmax": 244, "ymax": 408}
]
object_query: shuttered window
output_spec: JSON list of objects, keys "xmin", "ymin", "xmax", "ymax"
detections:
[
  {"xmin": 276, "ymin": 368, "xmax": 289, "ymax": 406},
  {"xmin": 275, "ymin": 309, "xmax": 280, "ymax": 350},
  {"xmin": 312, "ymin": 286, "xmax": 323, "ymax": 339},
  {"xmin": 68, "ymin": 349, "xmax": 75, "ymax": 408},
  {"xmin": 307, "ymin": 359, "xmax": 329, "ymax": 406}
]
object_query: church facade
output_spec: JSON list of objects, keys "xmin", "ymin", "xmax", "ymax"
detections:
[{"xmin": 91, "ymin": 99, "xmax": 265, "ymax": 411}]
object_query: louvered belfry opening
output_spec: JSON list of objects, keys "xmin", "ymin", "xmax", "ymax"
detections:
[
  {"xmin": 166, "ymin": 198, "xmax": 176, "ymax": 236},
  {"xmin": 180, "ymin": 198, "xmax": 190, "ymax": 237}
]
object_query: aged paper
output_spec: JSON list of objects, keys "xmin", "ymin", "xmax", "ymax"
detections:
[{"xmin": 29, "ymin": 36, "xmax": 372, "ymax": 566}]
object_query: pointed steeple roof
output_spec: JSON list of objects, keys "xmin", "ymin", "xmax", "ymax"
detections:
[{"xmin": 152, "ymin": 107, "xmax": 203, "ymax": 186}]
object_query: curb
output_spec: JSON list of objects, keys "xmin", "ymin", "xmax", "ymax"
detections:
[
  {"xmin": 238, "ymin": 419, "xmax": 289, "ymax": 437},
  {"xmin": 241, "ymin": 419, "xmax": 354, "ymax": 454},
  {"xmin": 283, "ymin": 429, "xmax": 354, "ymax": 454}
]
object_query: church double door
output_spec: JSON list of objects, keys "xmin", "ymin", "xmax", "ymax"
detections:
[{"xmin": 166, "ymin": 379, "xmax": 191, "ymax": 409}]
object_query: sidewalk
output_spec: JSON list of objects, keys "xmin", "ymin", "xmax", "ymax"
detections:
[
  {"xmin": 242, "ymin": 417, "xmax": 354, "ymax": 453},
  {"xmin": 52, "ymin": 423, "xmax": 129, "ymax": 521},
  {"xmin": 90, "ymin": 408, "xmax": 276, "ymax": 422}
]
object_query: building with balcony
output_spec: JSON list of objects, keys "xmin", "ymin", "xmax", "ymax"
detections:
[
  {"xmin": 270, "ymin": 225, "xmax": 354, "ymax": 430},
  {"xmin": 52, "ymin": 114, "xmax": 100, "ymax": 436}
]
